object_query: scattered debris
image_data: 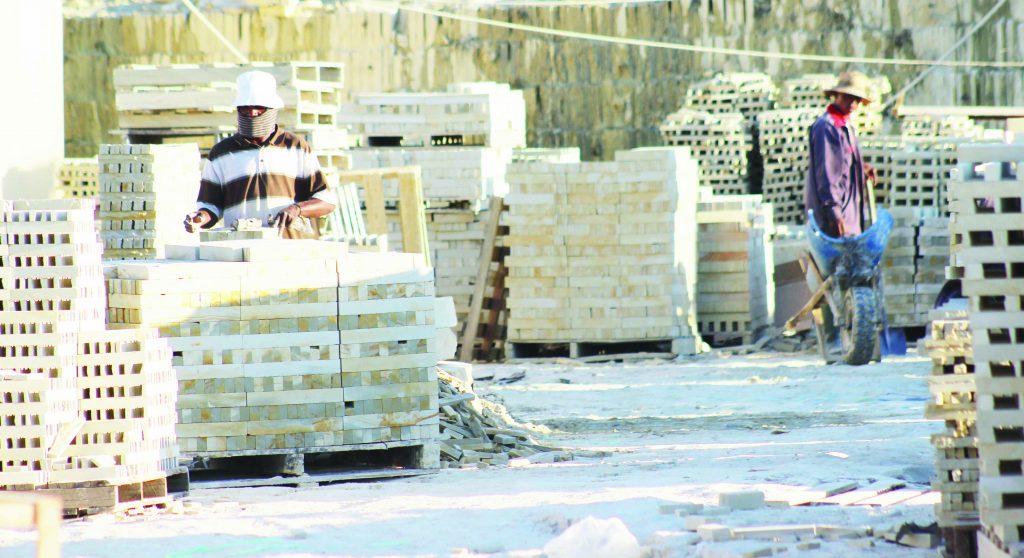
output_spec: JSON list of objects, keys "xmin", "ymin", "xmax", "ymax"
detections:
[{"xmin": 438, "ymin": 368, "xmax": 564, "ymax": 468}]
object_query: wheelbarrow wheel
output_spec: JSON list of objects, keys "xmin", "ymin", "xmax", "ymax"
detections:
[{"xmin": 841, "ymin": 286, "xmax": 878, "ymax": 365}]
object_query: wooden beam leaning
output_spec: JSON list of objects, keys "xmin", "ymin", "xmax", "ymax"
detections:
[
  {"xmin": 0, "ymin": 492, "xmax": 61, "ymax": 558},
  {"xmin": 459, "ymin": 196, "xmax": 505, "ymax": 362}
]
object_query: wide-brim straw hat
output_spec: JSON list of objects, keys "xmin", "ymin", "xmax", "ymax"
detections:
[{"xmin": 824, "ymin": 71, "xmax": 873, "ymax": 105}]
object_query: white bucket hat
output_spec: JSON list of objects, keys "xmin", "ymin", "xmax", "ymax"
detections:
[{"xmin": 234, "ymin": 70, "xmax": 285, "ymax": 109}]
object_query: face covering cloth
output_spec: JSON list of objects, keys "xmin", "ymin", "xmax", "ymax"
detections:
[{"xmin": 237, "ymin": 108, "xmax": 279, "ymax": 139}]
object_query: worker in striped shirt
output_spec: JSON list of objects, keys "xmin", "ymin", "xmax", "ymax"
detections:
[{"xmin": 183, "ymin": 70, "xmax": 335, "ymax": 238}]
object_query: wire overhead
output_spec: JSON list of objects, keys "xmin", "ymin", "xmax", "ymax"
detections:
[{"xmin": 378, "ymin": 1, "xmax": 1023, "ymax": 69}]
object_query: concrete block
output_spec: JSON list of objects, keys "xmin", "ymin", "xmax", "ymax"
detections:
[
  {"xmin": 719, "ymin": 490, "xmax": 765, "ymax": 510},
  {"xmin": 698, "ymin": 523, "xmax": 733, "ymax": 542}
]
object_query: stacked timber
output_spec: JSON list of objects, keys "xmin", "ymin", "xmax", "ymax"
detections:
[
  {"xmin": 882, "ymin": 208, "xmax": 923, "ymax": 327},
  {"xmin": 98, "ymin": 144, "xmax": 200, "ymax": 260},
  {"xmin": 947, "ymin": 142, "xmax": 1024, "ymax": 557},
  {"xmin": 659, "ymin": 109, "xmax": 752, "ymax": 196},
  {"xmin": 756, "ymin": 108, "xmax": 818, "ymax": 224},
  {"xmin": 56, "ymin": 158, "xmax": 100, "ymax": 200},
  {"xmin": 684, "ymin": 73, "xmax": 776, "ymax": 118},
  {"xmin": 695, "ymin": 193, "xmax": 775, "ymax": 346},
  {"xmin": 113, "ymin": 61, "xmax": 344, "ymax": 134},
  {"xmin": 104, "ymin": 243, "xmax": 440, "ymax": 457},
  {"xmin": 338, "ymin": 82, "xmax": 527, "ymax": 150},
  {"xmin": 0, "ymin": 199, "xmax": 179, "ymax": 493},
  {"xmin": 503, "ymin": 148, "xmax": 699, "ymax": 354},
  {"xmin": 925, "ymin": 305, "xmax": 979, "ymax": 554}
]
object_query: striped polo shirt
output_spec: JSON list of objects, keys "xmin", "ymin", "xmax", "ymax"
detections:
[{"xmin": 196, "ymin": 127, "xmax": 331, "ymax": 231}]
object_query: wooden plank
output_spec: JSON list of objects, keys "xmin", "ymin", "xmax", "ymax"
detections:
[
  {"xmin": 817, "ymin": 478, "xmax": 905, "ymax": 505},
  {"xmin": 851, "ymin": 488, "xmax": 927, "ymax": 507},
  {"xmin": 460, "ymin": 196, "xmax": 504, "ymax": 362},
  {"xmin": 398, "ymin": 170, "xmax": 430, "ymax": 264},
  {"xmin": 363, "ymin": 173, "xmax": 387, "ymax": 237}
]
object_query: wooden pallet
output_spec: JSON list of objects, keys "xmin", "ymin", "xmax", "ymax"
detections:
[{"xmin": 35, "ymin": 471, "xmax": 185, "ymax": 517}]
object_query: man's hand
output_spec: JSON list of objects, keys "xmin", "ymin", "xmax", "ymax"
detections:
[
  {"xmin": 836, "ymin": 219, "xmax": 847, "ymax": 238},
  {"xmin": 183, "ymin": 209, "xmax": 213, "ymax": 233},
  {"xmin": 273, "ymin": 204, "xmax": 303, "ymax": 231},
  {"xmin": 864, "ymin": 163, "xmax": 877, "ymax": 184}
]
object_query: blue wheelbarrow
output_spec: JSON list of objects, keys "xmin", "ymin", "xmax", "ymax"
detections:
[{"xmin": 784, "ymin": 208, "xmax": 893, "ymax": 365}]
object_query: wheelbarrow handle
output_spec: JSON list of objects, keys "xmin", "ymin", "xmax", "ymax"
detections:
[{"xmin": 784, "ymin": 276, "xmax": 833, "ymax": 335}]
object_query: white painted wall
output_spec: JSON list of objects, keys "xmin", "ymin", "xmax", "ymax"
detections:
[{"xmin": 0, "ymin": 1, "xmax": 63, "ymax": 200}]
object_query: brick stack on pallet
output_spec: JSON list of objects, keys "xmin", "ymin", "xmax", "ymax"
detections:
[
  {"xmin": 778, "ymin": 74, "xmax": 836, "ymax": 109},
  {"xmin": 659, "ymin": 109, "xmax": 752, "ymax": 196},
  {"xmin": 882, "ymin": 208, "xmax": 923, "ymax": 327},
  {"xmin": 860, "ymin": 136, "xmax": 904, "ymax": 207},
  {"xmin": 901, "ymin": 114, "xmax": 982, "ymax": 139},
  {"xmin": 916, "ymin": 216, "xmax": 951, "ymax": 318},
  {"xmin": 341, "ymin": 83, "xmax": 529, "ymax": 336},
  {"xmin": 104, "ymin": 243, "xmax": 440, "ymax": 465},
  {"xmin": 338, "ymin": 82, "xmax": 526, "ymax": 150},
  {"xmin": 503, "ymin": 147, "xmax": 700, "ymax": 357},
  {"xmin": 925, "ymin": 305, "xmax": 979, "ymax": 557},
  {"xmin": 0, "ymin": 199, "xmax": 180, "ymax": 514},
  {"xmin": 695, "ymin": 192, "xmax": 775, "ymax": 346},
  {"xmin": 113, "ymin": 61, "xmax": 345, "ymax": 151},
  {"xmin": 98, "ymin": 144, "xmax": 200, "ymax": 260},
  {"xmin": 947, "ymin": 142, "xmax": 1024, "ymax": 557},
  {"xmin": 756, "ymin": 108, "xmax": 818, "ymax": 224},
  {"xmin": 887, "ymin": 148, "xmax": 947, "ymax": 212},
  {"xmin": 850, "ymin": 75, "xmax": 890, "ymax": 137},
  {"xmin": 684, "ymin": 73, "xmax": 777, "ymax": 118},
  {"xmin": 56, "ymin": 158, "xmax": 99, "ymax": 199}
]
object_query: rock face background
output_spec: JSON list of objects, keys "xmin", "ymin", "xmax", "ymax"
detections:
[{"xmin": 64, "ymin": 0, "xmax": 1024, "ymax": 158}]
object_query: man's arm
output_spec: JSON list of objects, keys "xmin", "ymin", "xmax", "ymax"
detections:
[
  {"xmin": 273, "ymin": 199, "xmax": 335, "ymax": 229},
  {"xmin": 810, "ymin": 125, "xmax": 847, "ymax": 236},
  {"xmin": 185, "ymin": 157, "xmax": 225, "ymax": 232}
]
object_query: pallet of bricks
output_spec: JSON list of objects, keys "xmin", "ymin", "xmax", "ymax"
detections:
[
  {"xmin": 879, "ymin": 208, "xmax": 921, "ymax": 327},
  {"xmin": 947, "ymin": 142, "xmax": 1024, "ymax": 557},
  {"xmin": 104, "ymin": 241, "xmax": 441, "ymax": 469},
  {"xmin": 659, "ymin": 109, "xmax": 751, "ymax": 196},
  {"xmin": 0, "ymin": 199, "xmax": 181, "ymax": 516},
  {"xmin": 98, "ymin": 143, "xmax": 199, "ymax": 260},
  {"xmin": 917, "ymin": 215, "xmax": 952, "ymax": 322},
  {"xmin": 502, "ymin": 148, "xmax": 701, "ymax": 359},
  {"xmin": 113, "ymin": 61, "xmax": 348, "ymax": 159},
  {"xmin": 756, "ymin": 108, "xmax": 818, "ymax": 224},
  {"xmin": 341, "ymin": 84, "xmax": 530, "ymax": 347},
  {"xmin": 925, "ymin": 302, "xmax": 979, "ymax": 558},
  {"xmin": 56, "ymin": 158, "xmax": 99, "ymax": 199},
  {"xmin": 695, "ymin": 190, "xmax": 775, "ymax": 346},
  {"xmin": 684, "ymin": 73, "xmax": 776, "ymax": 118}
]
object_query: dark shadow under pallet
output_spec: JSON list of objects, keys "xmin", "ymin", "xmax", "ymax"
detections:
[
  {"xmin": 940, "ymin": 524, "xmax": 979, "ymax": 558},
  {"xmin": 185, "ymin": 440, "xmax": 439, "ymax": 489},
  {"xmin": 507, "ymin": 339, "xmax": 675, "ymax": 362}
]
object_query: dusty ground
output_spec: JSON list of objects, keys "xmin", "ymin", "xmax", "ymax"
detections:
[{"xmin": 0, "ymin": 352, "xmax": 940, "ymax": 557}]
